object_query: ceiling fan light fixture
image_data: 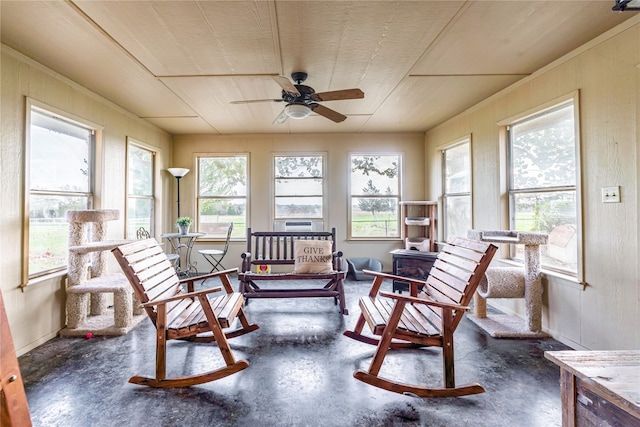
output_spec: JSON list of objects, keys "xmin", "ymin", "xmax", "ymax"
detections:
[
  {"xmin": 612, "ymin": 0, "xmax": 640, "ymax": 10},
  {"xmin": 285, "ymin": 104, "xmax": 311, "ymax": 119}
]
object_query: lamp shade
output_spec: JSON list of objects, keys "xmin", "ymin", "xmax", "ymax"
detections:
[
  {"xmin": 285, "ymin": 104, "xmax": 311, "ymax": 119},
  {"xmin": 167, "ymin": 168, "xmax": 190, "ymax": 178}
]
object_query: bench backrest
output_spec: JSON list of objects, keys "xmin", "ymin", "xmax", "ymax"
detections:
[
  {"xmin": 111, "ymin": 238, "xmax": 183, "ymax": 326},
  {"xmin": 416, "ymin": 237, "xmax": 497, "ymax": 330},
  {"xmin": 245, "ymin": 227, "xmax": 337, "ymax": 266}
]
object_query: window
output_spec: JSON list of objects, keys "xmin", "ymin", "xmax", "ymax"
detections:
[
  {"xmin": 197, "ymin": 155, "xmax": 247, "ymax": 239},
  {"xmin": 274, "ymin": 155, "xmax": 324, "ymax": 223},
  {"xmin": 349, "ymin": 154, "xmax": 400, "ymax": 239},
  {"xmin": 508, "ymin": 101, "xmax": 579, "ymax": 274},
  {"xmin": 442, "ymin": 139, "xmax": 472, "ymax": 241},
  {"xmin": 126, "ymin": 141, "xmax": 154, "ymax": 238},
  {"xmin": 27, "ymin": 106, "xmax": 94, "ymax": 278}
]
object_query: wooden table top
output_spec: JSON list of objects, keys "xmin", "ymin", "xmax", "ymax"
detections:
[{"xmin": 545, "ymin": 350, "xmax": 640, "ymax": 417}]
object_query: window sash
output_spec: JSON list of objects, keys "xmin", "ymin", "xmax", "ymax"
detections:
[
  {"xmin": 442, "ymin": 140, "xmax": 471, "ymax": 241},
  {"xmin": 27, "ymin": 107, "xmax": 95, "ymax": 279},
  {"xmin": 126, "ymin": 142, "xmax": 154, "ymax": 238},
  {"xmin": 274, "ymin": 155, "xmax": 324, "ymax": 221},
  {"xmin": 507, "ymin": 101, "xmax": 578, "ymax": 276},
  {"xmin": 349, "ymin": 154, "xmax": 401, "ymax": 239},
  {"xmin": 197, "ymin": 155, "xmax": 248, "ymax": 239}
]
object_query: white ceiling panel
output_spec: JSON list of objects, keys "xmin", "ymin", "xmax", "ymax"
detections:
[{"xmin": 1, "ymin": 1, "xmax": 633, "ymax": 135}]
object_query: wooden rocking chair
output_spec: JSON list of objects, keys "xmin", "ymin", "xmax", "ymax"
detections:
[
  {"xmin": 112, "ymin": 238, "xmax": 259, "ymax": 388},
  {"xmin": 344, "ymin": 237, "xmax": 497, "ymax": 398}
]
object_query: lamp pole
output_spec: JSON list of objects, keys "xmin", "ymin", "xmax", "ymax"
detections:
[{"xmin": 167, "ymin": 168, "xmax": 190, "ymax": 219}]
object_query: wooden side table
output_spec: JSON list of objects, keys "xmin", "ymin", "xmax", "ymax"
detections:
[{"xmin": 544, "ymin": 350, "xmax": 640, "ymax": 427}]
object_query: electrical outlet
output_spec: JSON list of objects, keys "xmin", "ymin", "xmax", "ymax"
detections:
[{"xmin": 601, "ymin": 186, "xmax": 621, "ymax": 203}]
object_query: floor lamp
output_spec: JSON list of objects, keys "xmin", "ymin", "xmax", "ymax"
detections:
[{"xmin": 167, "ymin": 168, "xmax": 189, "ymax": 218}]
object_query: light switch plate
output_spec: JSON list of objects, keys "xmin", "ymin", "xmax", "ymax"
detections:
[{"xmin": 602, "ymin": 186, "xmax": 620, "ymax": 203}]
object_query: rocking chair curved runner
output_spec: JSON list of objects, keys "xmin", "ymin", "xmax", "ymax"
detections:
[
  {"xmin": 344, "ymin": 237, "xmax": 497, "ymax": 398},
  {"xmin": 112, "ymin": 238, "xmax": 259, "ymax": 388}
]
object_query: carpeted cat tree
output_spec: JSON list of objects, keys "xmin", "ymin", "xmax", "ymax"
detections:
[
  {"xmin": 60, "ymin": 209, "xmax": 144, "ymax": 336},
  {"xmin": 467, "ymin": 230, "xmax": 549, "ymax": 338}
]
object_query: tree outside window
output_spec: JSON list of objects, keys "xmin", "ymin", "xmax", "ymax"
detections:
[
  {"xmin": 350, "ymin": 154, "xmax": 400, "ymax": 238},
  {"xmin": 197, "ymin": 155, "xmax": 247, "ymax": 239},
  {"xmin": 27, "ymin": 107, "xmax": 94, "ymax": 278},
  {"xmin": 508, "ymin": 102, "xmax": 578, "ymax": 274}
]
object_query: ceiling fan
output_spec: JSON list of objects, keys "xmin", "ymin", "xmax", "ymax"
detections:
[{"xmin": 231, "ymin": 72, "xmax": 364, "ymax": 124}]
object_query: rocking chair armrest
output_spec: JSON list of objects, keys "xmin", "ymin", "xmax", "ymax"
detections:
[
  {"xmin": 178, "ymin": 268, "xmax": 238, "ymax": 285},
  {"xmin": 378, "ymin": 290, "xmax": 471, "ymax": 312},
  {"xmin": 363, "ymin": 270, "xmax": 428, "ymax": 287},
  {"xmin": 141, "ymin": 286, "xmax": 223, "ymax": 307}
]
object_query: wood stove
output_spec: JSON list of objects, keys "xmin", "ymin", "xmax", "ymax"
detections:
[{"xmin": 391, "ymin": 249, "xmax": 438, "ymax": 293}]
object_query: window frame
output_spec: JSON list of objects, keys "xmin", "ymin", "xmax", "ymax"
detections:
[
  {"xmin": 348, "ymin": 153, "xmax": 402, "ymax": 240},
  {"xmin": 125, "ymin": 138, "xmax": 155, "ymax": 239},
  {"xmin": 503, "ymin": 93, "xmax": 583, "ymax": 279},
  {"xmin": 441, "ymin": 137, "xmax": 472, "ymax": 241},
  {"xmin": 195, "ymin": 153, "xmax": 249, "ymax": 241},
  {"xmin": 273, "ymin": 153, "xmax": 326, "ymax": 225},
  {"xmin": 23, "ymin": 100, "xmax": 99, "ymax": 285}
]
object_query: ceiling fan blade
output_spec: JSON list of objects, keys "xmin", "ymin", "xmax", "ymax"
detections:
[
  {"xmin": 273, "ymin": 109, "xmax": 289, "ymax": 125},
  {"xmin": 311, "ymin": 88, "xmax": 364, "ymax": 102},
  {"xmin": 272, "ymin": 76, "xmax": 300, "ymax": 96},
  {"xmin": 309, "ymin": 103, "xmax": 347, "ymax": 123},
  {"xmin": 230, "ymin": 99, "xmax": 283, "ymax": 104}
]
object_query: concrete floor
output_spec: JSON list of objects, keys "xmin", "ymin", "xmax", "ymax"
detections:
[{"xmin": 19, "ymin": 276, "xmax": 571, "ymax": 427}]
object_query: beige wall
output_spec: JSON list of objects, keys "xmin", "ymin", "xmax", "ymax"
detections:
[
  {"xmin": 424, "ymin": 19, "xmax": 640, "ymax": 350},
  {"xmin": 1, "ymin": 47, "xmax": 173, "ymax": 355},
  {"xmin": 172, "ymin": 133, "xmax": 425, "ymax": 272}
]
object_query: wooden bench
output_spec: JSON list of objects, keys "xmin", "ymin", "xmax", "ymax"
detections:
[
  {"xmin": 112, "ymin": 238, "xmax": 259, "ymax": 388},
  {"xmin": 238, "ymin": 227, "xmax": 348, "ymax": 315},
  {"xmin": 343, "ymin": 237, "xmax": 497, "ymax": 397}
]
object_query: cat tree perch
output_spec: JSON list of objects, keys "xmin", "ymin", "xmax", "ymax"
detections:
[{"xmin": 467, "ymin": 230, "xmax": 549, "ymax": 338}]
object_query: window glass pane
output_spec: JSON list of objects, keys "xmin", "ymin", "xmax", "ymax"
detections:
[
  {"xmin": 127, "ymin": 197, "xmax": 152, "ymax": 237},
  {"xmin": 275, "ymin": 156, "xmax": 322, "ymax": 178},
  {"xmin": 350, "ymin": 155, "xmax": 399, "ymax": 196},
  {"xmin": 444, "ymin": 143, "xmax": 471, "ymax": 194},
  {"xmin": 275, "ymin": 197, "xmax": 323, "ymax": 218},
  {"xmin": 199, "ymin": 157, "xmax": 247, "ymax": 197},
  {"xmin": 30, "ymin": 111, "xmax": 91, "ymax": 193},
  {"xmin": 445, "ymin": 195, "xmax": 471, "ymax": 239},
  {"xmin": 275, "ymin": 178, "xmax": 323, "ymax": 196},
  {"xmin": 198, "ymin": 199, "xmax": 246, "ymax": 238},
  {"xmin": 351, "ymin": 197, "xmax": 399, "ymax": 237},
  {"xmin": 511, "ymin": 105, "xmax": 575, "ymax": 190},
  {"xmin": 128, "ymin": 145, "xmax": 153, "ymax": 196},
  {"xmin": 29, "ymin": 194, "xmax": 89, "ymax": 274},
  {"xmin": 512, "ymin": 191, "xmax": 577, "ymax": 272}
]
